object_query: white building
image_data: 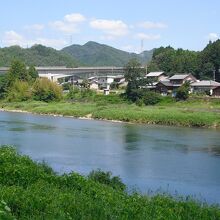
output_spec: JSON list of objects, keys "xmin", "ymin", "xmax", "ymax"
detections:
[{"xmin": 98, "ymin": 76, "xmax": 115, "ymax": 90}]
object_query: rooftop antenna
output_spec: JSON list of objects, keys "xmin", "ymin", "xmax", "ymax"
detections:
[
  {"xmin": 70, "ymin": 35, "xmax": 73, "ymax": 45},
  {"xmin": 141, "ymin": 39, "xmax": 144, "ymax": 54}
]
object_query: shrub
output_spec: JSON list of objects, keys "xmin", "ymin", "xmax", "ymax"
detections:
[
  {"xmin": 143, "ymin": 91, "xmax": 161, "ymax": 105},
  {"xmin": 7, "ymin": 80, "xmax": 31, "ymax": 102},
  {"xmin": 32, "ymin": 78, "xmax": 62, "ymax": 102},
  {"xmin": 88, "ymin": 169, "xmax": 126, "ymax": 192},
  {"xmin": 176, "ymin": 84, "xmax": 190, "ymax": 101}
]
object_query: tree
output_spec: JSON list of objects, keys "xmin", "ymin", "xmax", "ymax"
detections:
[
  {"xmin": 124, "ymin": 59, "xmax": 145, "ymax": 101},
  {"xmin": 7, "ymin": 80, "xmax": 31, "ymax": 102},
  {"xmin": 28, "ymin": 65, "xmax": 38, "ymax": 81},
  {"xmin": 199, "ymin": 39, "xmax": 220, "ymax": 82},
  {"xmin": 32, "ymin": 78, "xmax": 63, "ymax": 102},
  {"xmin": 0, "ymin": 75, "xmax": 8, "ymax": 99},
  {"xmin": 7, "ymin": 60, "xmax": 29, "ymax": 86},
  {"xmin": 175, "ymin": 82, "xmax": 190, "ymax": 101}
]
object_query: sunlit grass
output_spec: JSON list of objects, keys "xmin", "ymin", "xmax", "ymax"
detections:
[{"xmin": 0, "ymin": 146, "xmax": 220, "ymax": 220}]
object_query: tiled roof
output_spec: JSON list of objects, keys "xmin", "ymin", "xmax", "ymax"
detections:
[
  {"xmin": 191, "ymin": 80, "xmax": 220, "ymax": 87},
  {"xmin": 169, "ymin": 74, "xmax": 190, "ymax": 80}
]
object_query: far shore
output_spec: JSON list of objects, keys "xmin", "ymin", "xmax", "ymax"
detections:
[
  {"xmin": 0, "ymin": 107, "xmax": 129, "ymax": 125},
  {"xmin": 1, "ymin": 100, "xmax": 220, "ymax": 129}
]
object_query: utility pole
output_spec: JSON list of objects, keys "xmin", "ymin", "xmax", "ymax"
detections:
[{"xmin": 213, "ymin": 69, "xmax": 216, "ymax": 81}]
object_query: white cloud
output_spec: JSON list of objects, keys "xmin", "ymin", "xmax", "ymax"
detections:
[
  {"xmin": 3, "ymin": 30, "xmax": 25, "ymax": 46},
  {"xmin": 208, "ymin": 33, "xmax": 219, "ymax": 42},
  {"xmin": 50, "ymin": 20, "xmax": 79, "ymax": 33},
  {"xmin": 50, "ymin": 13, "xmax": 86, "ymax": 34},
  {"xmin": 32, "ymin": 38, "xmax": 67, "ymax": 48},
  {"xmin": 64, "ymin": 13, "xmax": 86, "ymax": 23},
  {"xmin": 138, "ymin": 21, "xmax": 167, "ymax": 29},
  {"xmin": 24, "ymin": 24, "xmax": 44, "ymax": 31},
  {"xmin": 3, "ymin": 30, "xmax": 67, "ymax": 49},
  {"xmin": 136, "ymin": 33, "xmax": 161, "ymax": 40},
  {"xmin": 90, "ymin": 19, "xmax": 129, "ymax": 38}
]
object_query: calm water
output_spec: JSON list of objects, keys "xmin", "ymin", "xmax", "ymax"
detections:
[{"xmin": 1, "ymin": 111, "xmax": 220, "ymax": 204}]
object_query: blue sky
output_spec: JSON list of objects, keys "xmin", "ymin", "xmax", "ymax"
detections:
[{"xmin": 1, "ymin": 0, "xmax": 219, "ymax": 52}]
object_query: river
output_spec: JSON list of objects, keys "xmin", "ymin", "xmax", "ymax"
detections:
[{"xmin": 0, "ymin": 111, "xmax": 220, "ymax": 204}]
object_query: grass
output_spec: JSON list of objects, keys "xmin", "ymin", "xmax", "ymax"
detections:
[
  {"xmin": 0, "ymin": 146, "xmax": 220, "ymax": 220},
  {"xmin": 1, "ymin": 95, "xmax": 220, "ymax": 128}
]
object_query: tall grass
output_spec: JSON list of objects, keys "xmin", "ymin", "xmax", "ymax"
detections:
[
  {"xmin": 0, "ymin": 146, "xmax": 220, "ymax": 219},
  {"xmin": 1, "ymin": 98, "xmax": 220, "ymax": 128}
]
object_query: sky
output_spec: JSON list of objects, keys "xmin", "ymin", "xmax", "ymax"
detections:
[{"xmin": 0, "ymin": 0, "xmax": 219, "ymax": 53}]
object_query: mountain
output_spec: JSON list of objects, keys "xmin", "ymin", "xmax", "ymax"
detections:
[
  {"xmin": 0, "ymin": 44, "xmax": 79, "ymax": 67},
  {"xmin": 62, "ymin": 41, "xmax": 154, "ymax": 67}
]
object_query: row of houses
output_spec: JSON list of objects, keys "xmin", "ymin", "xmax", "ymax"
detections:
[{"xmin": 146, "ymin": 72, "xmax": 220, "ymax": 96}]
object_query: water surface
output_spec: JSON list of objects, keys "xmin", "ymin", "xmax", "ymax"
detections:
[{"xmin": 0, "ymin": 111, "xmax": 220, "ymax": 204}]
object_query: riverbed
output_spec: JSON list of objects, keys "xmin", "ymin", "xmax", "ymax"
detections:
[{"xmin": 0, "ymin": 111, "xmax": 220, "ymax": 204}]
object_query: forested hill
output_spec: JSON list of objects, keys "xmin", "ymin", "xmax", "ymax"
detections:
[
  {"xmin": 0, "ymin": 44, "xmax": 80, "ymax": 67},
  {"xmin": 148, "ymin": 39, "xmax": 220, "ymax": 81},
  {"xmin": 62, "ymin": 41, "xmax": 154, "ymax": 67}
]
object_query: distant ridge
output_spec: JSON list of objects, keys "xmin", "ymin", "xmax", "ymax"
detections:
[
  {"xmin": 0, "ymin": 44, "xmax": 79, "ymax": 67},
  {"xmin": 62, "ymin": 41, "xmax": 154, "ymax": 67},
  {"xmin": 0, "ymin": 42, "xmax": 154, "ymax": 67}
]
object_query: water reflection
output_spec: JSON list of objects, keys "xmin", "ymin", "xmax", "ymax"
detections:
[{"xmin": 1, "ymin": 111, "xmax": 220, "ymax": 204}]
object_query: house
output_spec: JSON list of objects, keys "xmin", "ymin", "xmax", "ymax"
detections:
[
  {"xmin": 155, "ymin": 73, "xmax": 197, "ymax": 96},
  {"xmin": 98, "ymin": 76, "xmax": 115, "ymax": 90},
  {"xmin": 113, "ymin": 75, "xmax": 127, "ymax": 88},
  {"xmin": 169, "ymin": 74, "xmax": 197, "ymax": 87},
  {"xmin": 89, "ymin": 80, "xmax": 99, "ymax": 90},
  {"xmin": 156, "ymin": 80, "xmax": 173, "ymax": 96},
  {"xmin": 191, "ymin": 80, "xmax": 220, "ymax": 95},
  {"xmin": 146, "ymin": 71, "xmax": 167, "ymax": 82}
]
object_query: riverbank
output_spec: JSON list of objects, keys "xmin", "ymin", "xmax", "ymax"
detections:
[
  {"xmin": 1, "ymin": 146, "xmax": 220, "ymax": 219},
  {"xmin": 1, "ymin": 99, "xmax": 220, "ymax": 128}
]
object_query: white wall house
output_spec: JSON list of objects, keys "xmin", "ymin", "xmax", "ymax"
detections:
[{"xmin": 98, "ymin": 76, "xmax": 115, "ymax": 90}]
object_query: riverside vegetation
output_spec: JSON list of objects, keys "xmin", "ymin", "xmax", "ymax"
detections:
[
  {"xmin": 0, "ymin": 146, "xmax": 220, "ymax": 220},
  {"xmin": 1, "ymin": 59, "xmax": 220, "ymax": 128}
]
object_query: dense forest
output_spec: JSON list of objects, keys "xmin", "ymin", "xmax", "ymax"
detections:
[
  {"xmin": 62, "ymin": 41, "xmax": 154, "ymax": 66},
  {"xmin": 0, "ymin": 44, "xmax": 79, "ymax": 67},
  {"xmin": 148, "ymin": 40, "xmax": 220, "ymax": 81}
]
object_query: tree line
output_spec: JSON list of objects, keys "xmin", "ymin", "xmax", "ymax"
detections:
[
  {"xmin": 148, "ymin": 39, "xmax": 220, "ymax": 81},
  {"xmin": 0, "ymin": 60, "xmax": 62, "ymax": 102}
]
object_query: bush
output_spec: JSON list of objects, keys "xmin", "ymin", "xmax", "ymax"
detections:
[
  {"xmin": 7, "ymin": 80, "xmax": 31, "ymax": 102},
  {"xmin": 176, "ymin": 84, "xmax": 190, "ymax": 101},
  {"xmin": 32, "ymin": 78, "xmax": 62, "ymax": 102},
  {"xmin": 0, "ymin": 75, "xmax": 8, "ymax": 99},
  {"xmin": 143, "ymin": 91, "xmax": 161, "ymax": 105},
  {"xmin": 67, "ymin": 87, "xmax": 96, "ymax": 100},
  {"xmin": 88, "ymin": 169, "xmax": 126, "ymax": 192}
]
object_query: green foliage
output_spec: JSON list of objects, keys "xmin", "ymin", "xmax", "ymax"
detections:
[
  {"xmin": 200, "ymin": 40, "xmax": 220, "ymax": 81},
  {"xmin": 0, "ymin": 75, "xmax": 8, "ymax": 99},
  {"xmin": 176, "ymin": 83, "xmax": 190, "ymax": 101},
  {"xmin": 67, "ymin": 86, "xmax": 96, "ymax": 100},
  {"xmin": 28, "ymin": 65, "xmax": 38, "ymax": 81},
  {"xmin": 7, "ymin": 60, "xmax": 29, "ymax": 86},
  {"xmin": 149, "ymin": 47, "xmax": 199, "ymax": 76},
  {"xmin": 32, "ymin": 78, "xmax": 63, "ymax": 102},
  {"xmin": 7, "ymin": 80, "xmax": 31, "ymax": 102},
  {"xmin": 88, "ymin": 169, "xmax": 126, "ymax": 192},
  {"xmin": 62, "ymin": 41, "xmax": 153, "ymax": 67},
  {"xmin": 0, "ymin": 146, "xmax": 220, "ymax": 220},
  {"xmin": 0, "ymin": 44, "xmax": 79, "ymax": 67},
  {"xmin": 142, "ymin": 91, "xmax": 161, "ymax": 105},
  {"xmin": 0, "ymin": 200, "xmax": 14, "ymax": 220},
  {"xmin": 149, "ymin": 40, "xmax": 220, "ymax": 81}
]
